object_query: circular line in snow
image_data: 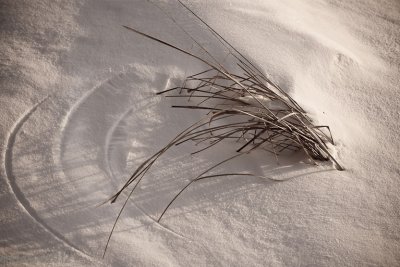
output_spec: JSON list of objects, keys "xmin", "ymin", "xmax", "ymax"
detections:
[{"xmin": 2, "ymin": 96, "xmax": 94, "ymax": 261}]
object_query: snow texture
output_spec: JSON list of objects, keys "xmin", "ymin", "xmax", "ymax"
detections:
[{"xmin": 1, "ymin": 0, "xmax": 399, "ymax": 266}]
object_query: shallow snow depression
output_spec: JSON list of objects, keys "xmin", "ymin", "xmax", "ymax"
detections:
[{"xmin": 1, "ymin": 0, "xmax": 399, "ymax": 266}]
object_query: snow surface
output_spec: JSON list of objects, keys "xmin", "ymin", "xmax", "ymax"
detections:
[{"xmin": 1, "ymin": 0, "xmax": 399, "ymax": 266}]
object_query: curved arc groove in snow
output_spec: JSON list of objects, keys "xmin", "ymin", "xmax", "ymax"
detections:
[
  {"xmin": 56, "ymin": 68, "xmax": 139, "ymax": 189},
  {"xmin": 56, "ymin": 66, "xmax": 143, "ymax": 164},
  {"xmin": 100, "ymin": 71, "xmax": 195, "ymax": 239},
  {"xmin": 103, "ymin": 109, "xmax": 220, "ymax": 255},
  {"xmin": 51, "ymin": 75, "xmax": 119, "ymax": 200},
  {"xmin": 104, "ymin": 105, "xmax": 134, "ymax": 182},
  {"xmin": 2, "ymin": 96, "xmax": 94, "ymax": 261},
  {"xmin": 55, "ymin": 67, "xmax": 189, "ymax": 242},
  {"xmin": 59, "ymin": 76, "xmax": 115, "ymax": 131}
]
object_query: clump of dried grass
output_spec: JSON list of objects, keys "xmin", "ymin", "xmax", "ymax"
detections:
[{"xmin": 103, "ymin": 0, "xmax": 344, "ymax": 256}]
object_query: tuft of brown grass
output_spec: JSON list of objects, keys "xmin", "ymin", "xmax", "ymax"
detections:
[{"xmin": 103, "ymin": 0, "xmax": 344, "ymax": 257}]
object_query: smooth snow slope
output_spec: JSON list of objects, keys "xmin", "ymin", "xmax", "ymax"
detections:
[{"xmin": 1, "ymin": 0, "xmax": 399, "ymax": 266}]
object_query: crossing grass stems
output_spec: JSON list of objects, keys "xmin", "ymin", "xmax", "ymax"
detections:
[{"xmin": 102, "ymin": 0, "xmax": 344, "ymax": 257}]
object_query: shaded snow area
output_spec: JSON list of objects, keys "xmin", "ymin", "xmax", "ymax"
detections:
[{"xmin": 1, "ymin": 0, "xmax": 399, "ymax": 266}]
